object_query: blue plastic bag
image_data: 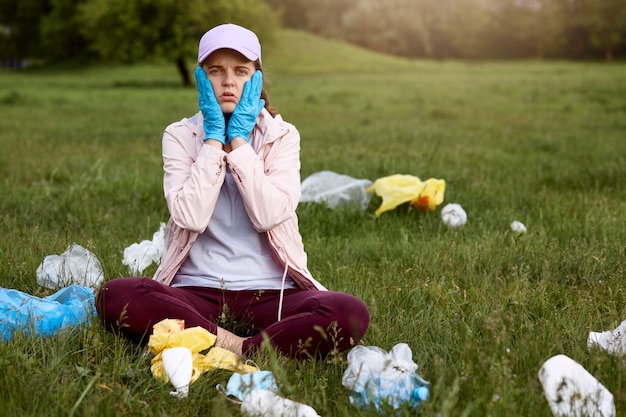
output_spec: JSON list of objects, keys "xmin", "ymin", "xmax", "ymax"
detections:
[{"xmin": 0, "ymin": 285, "xmax": 95, "ymax": 341}]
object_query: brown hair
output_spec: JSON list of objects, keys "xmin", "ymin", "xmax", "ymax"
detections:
[{"xmin": 255, "ymin": 60, "xmax": 278, "ymax": 117}]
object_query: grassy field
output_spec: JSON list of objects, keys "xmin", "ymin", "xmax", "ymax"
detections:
[{"xmin": 1, "ymin": 29, "xmax": 625, "ymax": 416}]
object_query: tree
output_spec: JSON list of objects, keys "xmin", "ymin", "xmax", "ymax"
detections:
[
  {"xmin": 585, "ymin": 0, "xmax": 626, "ymax": 61},
  {"xmin": 0, "ymin": 0, "xmax": 51, "ymax": 65},
  {"xmin": 77, "ymin": 0, "xmax": 279, "ymax": 85}
]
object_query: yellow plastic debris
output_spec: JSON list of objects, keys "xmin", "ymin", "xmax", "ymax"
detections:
[
  {"xmin": 366, "ymin": 174, "xmax": 446, "ymax": 216},
  {"xmin": 148, "ymin": 318, "xmax": 257, "ymax": 384}
]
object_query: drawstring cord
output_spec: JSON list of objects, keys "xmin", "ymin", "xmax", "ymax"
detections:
[{"xmin": 277, "ymin": 247, "xmax": 288, "ymax": 322}]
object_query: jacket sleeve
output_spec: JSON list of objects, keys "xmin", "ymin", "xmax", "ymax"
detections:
[
  {"xmin": 162, "ymin": 119, "xmax": 227, "ymax": 233},
  {"xmin": 226, "ymin": 121, "xmax": 302, "ymax": 232}
]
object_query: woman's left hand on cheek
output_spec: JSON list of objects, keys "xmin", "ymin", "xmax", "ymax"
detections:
[{"xmin": 227, "ymin": 70, "xmax": 265, "ymax": 143}]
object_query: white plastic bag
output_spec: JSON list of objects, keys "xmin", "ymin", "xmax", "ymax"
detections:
[
  {"xmin": 122, "ymin": 222, "xmax": 165, "ymax": 275},
  {"xmin": 588, "ymin": 319, "xmax": 626, "ymax": 355},
  {"xmin": 36, "ymin": 243, "xmax": 104, "ymax": 289},
  {"xmin": 300, "ymin": 171, "xmax": 373, "ymax": 211},
  {"xmin": 241, "ymin": 389, "xmax": 321, "ymax": 417}
]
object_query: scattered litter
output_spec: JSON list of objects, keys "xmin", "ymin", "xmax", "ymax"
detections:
[
  {"xmin": 241, "ymin": 389, "xmax": 321, "ymax": 417},
  {"xmin": 300, "ymin": 170, "xmax": 373, "ymax": 211},
  {"xmin": 441, "ymin": 203, "xmax": 467, "ymax": 228},
  {"xmin": 588, "ymin": 319, "xmax": 626, "ymax": 355},
  {"xmin": 148, "ymin": 318, "xmax": 256, "ymax": 390},
  {"xmin": 122, "ymin": 223, "xmax": 165, "ymax": 274},
  {"xmin": 538, "ymin": 354, "xmax": 615, "ymax": 417},
  {"xmin": 0, "ymin": 285, "xmax": 95, "ymax": 341},
  {"xmin": 162, "ymin": 347, "xmax": 193, "ymax": 398},
  {"xmin": 222, "ymin": 370, "xmax": 278, "ymax": 401},
  {"xmin": 510, "ymin": 220, "xmax": 527, "ymax": 233},
  {"xmin": 366, "ymin": 174, "xmax": 445, "ymax": 216},
  {"xmin": 342, "ymin": 343, "xmax": 429, "ymax": 413},
  {"xmin": 36, "ymin": 243, "xmax": 104, "ymax": 289}
]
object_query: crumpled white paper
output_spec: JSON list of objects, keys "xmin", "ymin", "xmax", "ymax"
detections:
[
  {"xmin": 538, "ymin": 354, "xmax": 615, "ymax": 417},
  {"xmin": 441, "ymin": 203, "xmax": 467, "ymax": 228},
  {"xmin": 122, "ymin": 222, "xmax": 165, "ymax": 275},
  {"xmin": 588, "ymin": 319, "xmax": 626, "ymax": 355},
  {"xmin": 36, "ymin": 243, "xmax": 104, "ymax": 289},
  {"xmin": 241, "ymin": 389, "xmax": 321, "ymax": 417},
  {"xmin": 300, "ymin": 170, "xmax": 373, "ymax": 211},
  {"xmin": 510, "ymin": 220, "xmax": 527, "ymax": 233}
]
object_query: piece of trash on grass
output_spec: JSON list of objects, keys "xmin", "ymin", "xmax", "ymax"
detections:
[
  {"xmin": 241, "ymin": 389, "xmax": 321, "ymax": 417},
  {"xmin": 0, "ymin": 285, "xmax": 95, "ymax": 341},
  {"xmin": 588, "ymin": 318, "xmax": 626, "ymax": 355},
  {"xmin": 538, "ymin": 354, "xmax": 615, "ymax": 417},
  {"xmin": 122, "ymin": 222, "xmax": 165, "ymax": 275},
  {"xmin": 223, "ymin": 370, "xmax": 278, "ymax": 401},
  {"xmin": 366, "ymin": 174, "xmax": 445, "ymax": 216},
  {"xmin": 510, "ymin": 220, "xmax": 527, "ymax": 233},
  {"xmin": 441, "ymin": 203, "xmax": 467, "ymax": 228},
  {"xmin": 36, "ymin": 243, "xmax": 104, "ymax": 289},
  {"xmin": 342, "ymin": 343, "xmax": 429, "ymax": 413},
  {"xmin": 162, "ymin": 347, "xmax": 193, "ymax": 398},
  {"xmin": 148, "ymin": 319, "xmax": 256, "ymax": 388},
  {"xmin": 300, "ymin": 170, "xmax": 373, "ymax": 211}
]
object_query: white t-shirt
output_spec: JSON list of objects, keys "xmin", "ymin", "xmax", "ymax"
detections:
[{"xmin": 172, "ymin": 166, "xmax": 297, "ymax": 291}]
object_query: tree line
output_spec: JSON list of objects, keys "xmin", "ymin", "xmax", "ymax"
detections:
[
  {"xmin": 1, "ymin": 0, "xmax": 623, "ymax": 84},
  {"xmin": 266, "ymin": 0, "xmax": 626, "ymax": 61}
]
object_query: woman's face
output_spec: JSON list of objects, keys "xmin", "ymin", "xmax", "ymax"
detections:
[{"xmin": 201, "ymin": 49, "xmax": 256, "ymax": 114}]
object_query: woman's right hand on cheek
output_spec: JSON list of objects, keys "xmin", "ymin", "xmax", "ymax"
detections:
[{"xmin": 195, "ymin": 66, "xmax": 227, "ymax": 145}]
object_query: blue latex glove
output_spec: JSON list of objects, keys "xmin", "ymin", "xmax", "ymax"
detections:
[
  {"xmin": 194, "ymin": 66, "xmax": 226, "ymax": 144},
  {"xmin": 227, "ymin": 70, "xmax": 265, "ymax": 142}
]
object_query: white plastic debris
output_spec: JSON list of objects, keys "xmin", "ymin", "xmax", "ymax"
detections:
[
  {"xmin": 441, "ymin": 203, "xmax": 467, "ymax": 228},
  {"xmin": 241, "ymin": 389, "xmax": 321, "ymax": 417},
  {"xmin": 162, "ymin": 347, "xmax": 193, "ymax": 398},
  {"xmin": 538, "ymin": 354, "xmax": 615, "ymax": 417},
  {"xmin": 300, "ymin": 170, "xmax": 373, "ymax": 211},
  {"xmin": 342, "ymin": 343, "xmax": 429, "ymax": 412},
  {"xmin": 122, "ymin": 222, "xmax": 165, "ymax": 274},
  {"xmin": 36, "ymin": 243, "xmax": 104, "ymax": 289},
  {"xmin": 510, "ymin": 220, "xmax": 527, "ymax": 233},
  {"xmin": 588, "ymin": 319, "xmax": 626, "ymax": 355}
]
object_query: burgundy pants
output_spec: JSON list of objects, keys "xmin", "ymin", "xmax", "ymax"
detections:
[{"xmin": 96, "ymin": 277, "xmax": 370, "ymax": 358}]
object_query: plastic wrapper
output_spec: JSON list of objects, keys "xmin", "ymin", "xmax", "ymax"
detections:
[
  {"xmin": 588, "ymin": 318, "xmax": 626, "ymax": 355},
  {"xmin": 148, "ymin": 318, "xmax": 257, "ymax": 386},
  {"xmin": 36, "ymin": 243, "xmax": 104, "ymax": 289},
  {"xmin": 0, "ymin": 284, "xmax": 95, "ymax": 341},
  {"xmin": 366, "ymin": 174, "xmax": 445, "ymax": 216},
  {"xmin": 300, "ymin": 171, "xmax": 373, "ymax": 211},
  {"xmin": 342, "ymin": 343, "xmax": 429, "ymax": 413}
]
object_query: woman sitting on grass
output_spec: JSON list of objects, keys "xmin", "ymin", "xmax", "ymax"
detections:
[{"xmin": 96, "ymin": 23, "xmax": 370, "ymax": 359}]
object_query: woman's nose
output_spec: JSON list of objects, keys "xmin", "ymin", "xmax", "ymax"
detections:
[{"xmin": 222, "ymin": 70, "xmax": 235, "ymax": 86}]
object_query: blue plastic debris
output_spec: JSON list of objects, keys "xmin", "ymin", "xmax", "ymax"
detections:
[{"xmin": 0, "ymin": 285, "xmax": 95, "ymax": 341}]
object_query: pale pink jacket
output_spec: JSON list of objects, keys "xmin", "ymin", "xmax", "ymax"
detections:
[{"xmin": 153, "ymin": 109, "xmax": 327, "ymax": 293}]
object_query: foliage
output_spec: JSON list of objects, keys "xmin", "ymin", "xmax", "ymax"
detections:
[
  {"xmin": 267, "ymin": 0, "xmax": 626, "ymax": 60},
  {"xmin": 1, "ymin": 29, "xmax": 626, "ymax": 416}
]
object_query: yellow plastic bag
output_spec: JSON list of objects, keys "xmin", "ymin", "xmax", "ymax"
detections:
[
  {"xmin": 148, "ymin": 318, "xmax": 257, "ymax": 384},
  {"xmin": 366, "ymin": 174, "xmax": 446, "ymax": 216}
]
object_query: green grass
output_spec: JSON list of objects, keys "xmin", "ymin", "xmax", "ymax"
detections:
[{"xmin": 1, "ymin": 28, "xmax": 626, "ymax": 416}]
